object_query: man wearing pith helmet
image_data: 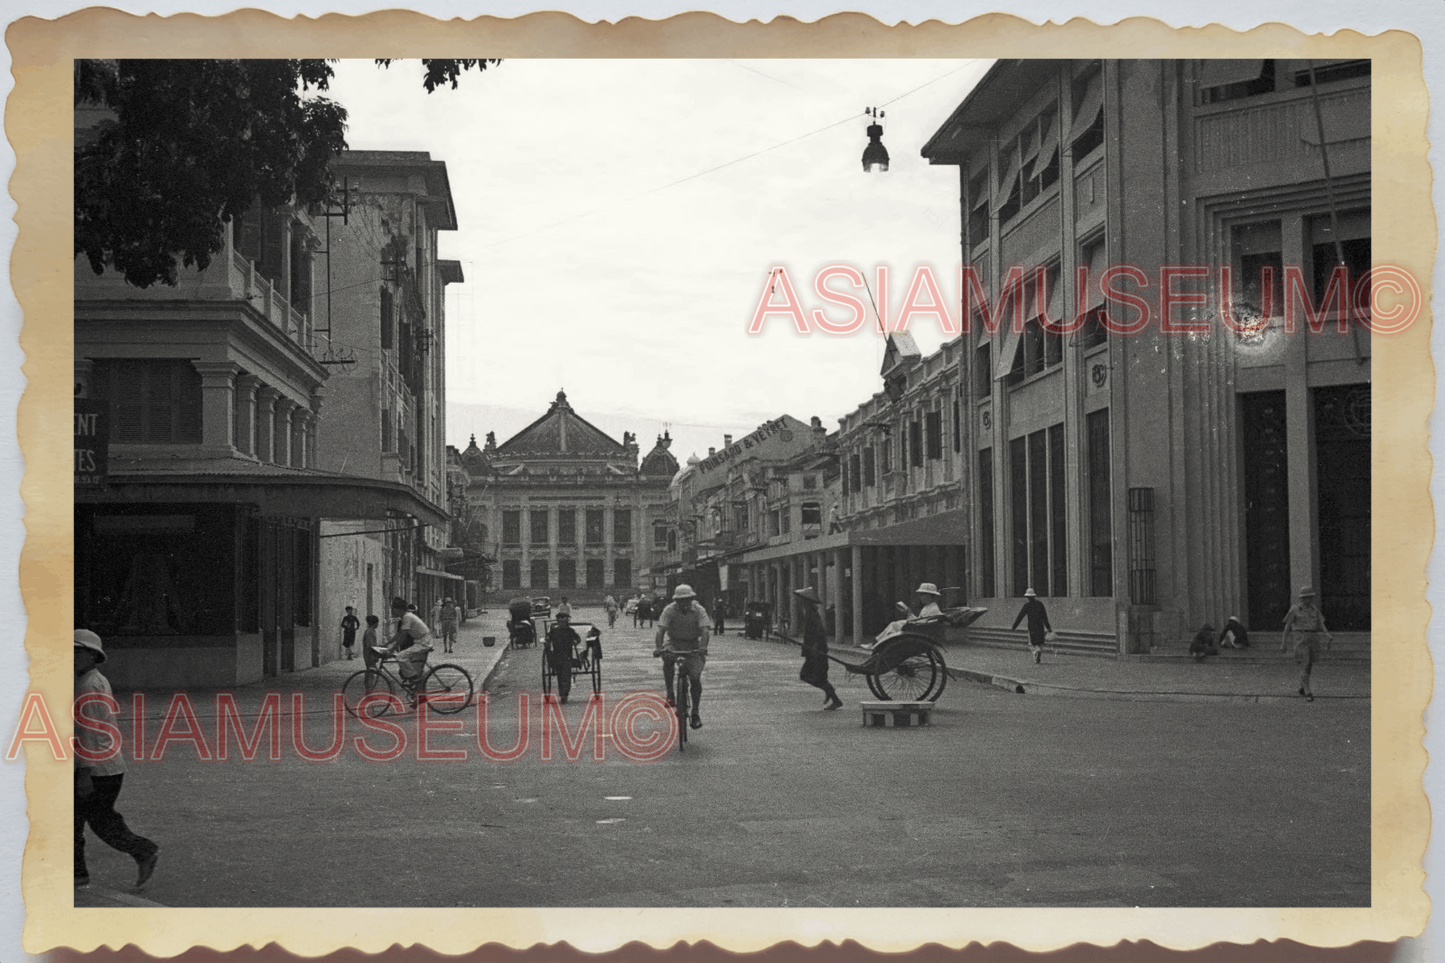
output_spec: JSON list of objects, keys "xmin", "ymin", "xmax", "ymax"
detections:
[
  {"xmin": 653, "ymin": 584, "xmax": 710, "ymax": 729},
  {"xmin": 913, "ymin": 583, "xmax": 944, "ymax": 619},
  {"xmin": 1281, "ymin": 585, "xmax": 1333, "ymax": 701}
]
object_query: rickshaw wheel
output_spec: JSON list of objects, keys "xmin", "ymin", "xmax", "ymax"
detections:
[
  {"xmin": 868, "ymin": 637, "xmax": 947, "ymax": 702},
  {"xmin": 541, "ymin": 645, "xmax": 553, "ymax": 693},
  {"xmin": 590, "ymin": 655, "xmax": 602, "ymax": 694}
]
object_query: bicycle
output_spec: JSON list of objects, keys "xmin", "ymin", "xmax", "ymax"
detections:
[
  {"xmin": 342, "ymin": 648, "xmax": 474, "ymax": 718},
  {"xmin": 656, "ymin": 646, "xmax": 703, "ymax": 753}
]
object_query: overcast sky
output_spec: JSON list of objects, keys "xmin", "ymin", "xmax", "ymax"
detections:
[{"xmin": 327, "ymin": 58, "xmax": 991, "ymax": 463}]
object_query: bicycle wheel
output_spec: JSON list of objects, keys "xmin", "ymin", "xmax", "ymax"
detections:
[
  {"xmin": 419, "ymin": 663, "xmax": 474, "ymax": 714},
  {"xmin": 342, "ymin": 668, "xmax": 397, "ymax": 718},
  {"xmin": 870, "ymin": 640, "xmax": 945, "ymax": 702},
  {"xmin": 676, "ymin": 678, "xmax": 688, "ymax": 750}
]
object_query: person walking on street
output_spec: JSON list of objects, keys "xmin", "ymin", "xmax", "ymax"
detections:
[
  {"xmin": 438, "ymin": 597, "xmax": 459, "ymax": 654},
  {"xmin": 361, "ymin": 615, "xmax": 380, "ymax": 669},
  {"xmin": 557, "ymin": 597, "xmax": 573, "ymax": 621},
  {"xmin": 795, "ymin": 586, "xmax": 842, "ymax": 710},
  {"xmin": 340, "ymin": 606, "xmax": 360, "ymax": 660},
  {"xmin": 74, "ymin": 630, "xmax": 160, "ymax": 890},
  {"xmin": 1012, "ymin": 588, "xmax": 1053, "ymax": 664},
  {"xmin": 713, "ymin": 598, "xmax": 727, "ymax": 635},
  {"xmin": 1282, "ymin": 585, "xmax": 1333, "ymax": 701},
  {"xmin": 545, "ymin": 610, "xmax": 581, "ymax": 704},
  {"xmin": 603, "ymin": 594, "xmax": 618, "ymax": 628},
  {"xmin": 654, "ymin": 584, "xmax": 710, "ymax": 729}
]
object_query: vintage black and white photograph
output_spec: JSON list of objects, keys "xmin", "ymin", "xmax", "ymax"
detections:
[{"xmin": 66, "ymin": 51, "xmax": 1386, "ymax": 915}]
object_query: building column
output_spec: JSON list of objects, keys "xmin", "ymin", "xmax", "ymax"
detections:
[
  {"xmin": 307, "ymin": 387, "xmax": 325, "ymax": 469},
  {"xmin": 194, "ymin": 361, "xmax": 239, "ymax": 453},
  {"xmin": 851, "ymin": 544, "xmax": 865, "ymax": 647},
  {"xmin": 233, "ymin": 375, "xmax": 259, "ymax": 457},
  {"xmin": 74, "ymin": 359, "xmax": 94, "ymax": 399},
  {"xmin": 1282, "ymin": 214, "xmax": 1321, "ymax": 597},
  {"xmin": 290, "ymin": 408, "xmax": 311, "ymax": 470},
  {"xmin": 274, "ymin": 400, "xmax": 297, "ymax": 468},
  {"xmin": 832, "ymin": 548, "xmax": 846, "ymax": 645},
  {"xmin": 255, "ymin": 386, "xmax": 279, "ymax": 464}
]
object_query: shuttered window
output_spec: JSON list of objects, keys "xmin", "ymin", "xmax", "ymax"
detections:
[{"xmin": 91, "ymin": 360, "xmax": 202, "ymax": 444}]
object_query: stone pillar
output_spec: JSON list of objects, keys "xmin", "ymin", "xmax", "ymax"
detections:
[
  {"xmin": 274, "ymin": 400, "xmax": 296, "ymax": 468},
  {"xmin": 307, "ymin": 388, "xmax": 325, "ymax": 469},
  {"xmin": 290, "ymin": 408, "xmax": 311, "ymax": 469},
  {"xmin": 194, "ymin": 361, "xmax": 239, "ymax": 452},
  {"xmin": 832, "ymin": 548, "xmax": 846, "ymax": 645},
  {"xmin": 851, "ymin": 544, "xmax": 865, "ymax": 647},
  {"xmin": 255, "ymin": 386, "xmax": 279, "ymax": 464},
  {"xmin": 233, "ymin": 375, "xmax": 259, "ymax": 457},
  {"xmin": 1282, "ymin": 213, "xmax": 1321, "ymax": 597}
]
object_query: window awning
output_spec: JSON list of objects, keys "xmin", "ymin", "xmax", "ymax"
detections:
[
  {"xmin": 993, "ymin": 149, "xmax": 1020, "ymax": 207},
  {"xmin": 1069, "ymin": 75, "xmax": 1103, "ymax": 142},
  {"xmin": 1084, "ymin": 239, "xmax": 1109, "ymax": 310},
  {"xmin": 1199, "ymin": 59, "xmax": 1266, "ymax": 89},
  {"xmin": 994, "ymin": 322, "xmax": 1023, "ymax": 381},
  {"xmin": 80, "ymin": 468, "xmax": 450, "ymax": 528},
  {"xmin": 1029, "ymin": 121, "xmax": 1059, "ymax": 181}
]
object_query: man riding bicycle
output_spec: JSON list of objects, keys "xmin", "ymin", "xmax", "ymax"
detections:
[
  {"xmin": 653, "ymin": 584, "xmax": 709, "ymax": 730},
  {"xmin": 381, "ymin": 596, "xmax": 433, "ymax": 688}
]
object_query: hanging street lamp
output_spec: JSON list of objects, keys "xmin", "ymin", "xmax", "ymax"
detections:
[{"xmin": 861, "ymin": 107, "xmax": 890, "ymax": 173}]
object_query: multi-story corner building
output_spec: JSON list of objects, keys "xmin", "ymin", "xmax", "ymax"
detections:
[
  {"xmin": 462, "ymin": 391, "xmax": 678, "ymax": 605},
  {"xmin": 915, "ymin": 58, "xmax": 1370, "ymax": 654},
  {"xmin": 661, "ymin": 415, "xmax": 830, "ymax": 615},
  {"xmin": 831, "ymin": 333, "xmax": 972, "ymax": 644},
  {"xmin": 74, "ymin": 147, "xmax": 453, "ymax": 686},
  {"xmin": 313, "ymin": 151, "xmax": 467, "ymax": 634}
]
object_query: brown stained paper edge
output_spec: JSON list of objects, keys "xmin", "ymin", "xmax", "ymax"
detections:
[{"xmin": 7, "ymin": 8, "xmax": 1433, "ymax": 957}]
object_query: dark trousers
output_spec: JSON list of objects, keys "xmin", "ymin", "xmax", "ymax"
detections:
[
  {"xmin": 800, "ymin": 652, "xmax": 837, "ymax": 700},
  {"xmin": 548, "ymin": 648, "xmax": 572, "ymax": 700},
  {"xmin": 75, "ymin": 774, "xmax": 156, "ymax": 875}
]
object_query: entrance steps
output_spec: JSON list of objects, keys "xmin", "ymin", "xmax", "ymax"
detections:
[
  {"xmin": 954, "ymin": 627, "xmax": 1117, "ymax": 659},
  {"xmin": 1138, "ymin": 631, "xmax": 1370, "ymax": 664}
]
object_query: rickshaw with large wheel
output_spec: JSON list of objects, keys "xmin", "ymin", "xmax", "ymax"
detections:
[
  {"xmin": 541, "ymin": 621, "xmax": 604, "ymax": 697},
  {"xmin": 780, "ymin": 606, "xmax": 986, "ymax": 702},
  {"xmin": 507, "ymin": 597, "xmax": 537, "ymax": 649}
]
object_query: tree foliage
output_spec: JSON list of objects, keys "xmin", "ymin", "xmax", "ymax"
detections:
[
  {"xmin": 75, "ymin": 58, "xmax": 497, "ymax": 289},
  {"xmin": 375, "ymin": 59, "xmax": 501, "ymax": 93}
]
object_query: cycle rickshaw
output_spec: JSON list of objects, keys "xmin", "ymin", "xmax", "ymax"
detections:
[{"xmin": 541, "ymin": 621, "xmax": 604, "ymax": 697}]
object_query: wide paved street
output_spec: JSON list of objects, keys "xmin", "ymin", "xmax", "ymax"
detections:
[{"xmin": 81, "ymin": 607, "xmax": 1369, "ymax": 908}]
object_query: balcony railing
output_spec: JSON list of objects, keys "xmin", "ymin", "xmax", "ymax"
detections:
[{"xmin": 232, "ymin": 250, "xmax": 313, "ymax": 352}]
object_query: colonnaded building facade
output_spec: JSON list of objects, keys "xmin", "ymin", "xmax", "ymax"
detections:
[
  {"xmin": 831, "ymin": 58, "xmax": 1370, "ymax": 655},
  {"xmin": 461, "ymin": 391, "xmax": 678, "ymax": 604}
]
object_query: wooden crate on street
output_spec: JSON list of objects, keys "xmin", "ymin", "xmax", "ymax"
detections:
[{"xmin": 860, "ymin": 701, "xmax": 933, "ymax": 728}]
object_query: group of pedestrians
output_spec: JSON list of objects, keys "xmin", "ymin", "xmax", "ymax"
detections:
[{"xmin": 341, "ymin": 597, "xmax": 460, "ymax": 661}]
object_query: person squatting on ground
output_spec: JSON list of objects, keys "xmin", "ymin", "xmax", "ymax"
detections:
[
  {"xmin": 794, "ymin": 586, "xmax": 842, "ymax": 710},
  {"xmin": 74, "ymin": 630, "xmax": 160, "ymax": 890},
  {"xmin": 340, "ymin": 606, "xmax": 360, "ymax": 660},
  {"xmin": 438, "ymin": 597, "xmax": 459, "ymax": 654},
  {"xmin": 654, "ymin": 584, "xmax": 709, "ymax": 729},
  {"xmin": 1217, "ymin": 616, "xmax": 1249, "ymax": 649},
  {"xmin": 1012, "ymin": 588, "xmax": 1053, "ymax": 664},
  {"xmin": 1189, "ymin": 624, "xmax": 1219, "ymax": 662},
  {"xmin": 382, "ymin": 597, "xmax": 433, "ymax": 688},
  {"xmin": 1282, "ymin": 585, "xmax": 1333, "ymax": 701},
  {"xmin": 546, "ymin": 610, "xmax": 581, "ymax": 704}
]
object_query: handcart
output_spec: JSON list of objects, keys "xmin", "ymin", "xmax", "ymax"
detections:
[{"xmin": 541, "ymin": 621, "xmax": 603, "ymax": 696}]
